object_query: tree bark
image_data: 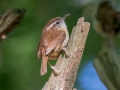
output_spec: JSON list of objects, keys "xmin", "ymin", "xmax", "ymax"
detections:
[
  {"xmin": 42, "ymin": 17, "xmax": 90, "ymax": 90},
  {"xmin": 94, "ymin": 43, "xmax": 120, "ymax": 90},
  {"xmin": 0, "ymin": 8, "xmax": 26, "ymax": 40}
]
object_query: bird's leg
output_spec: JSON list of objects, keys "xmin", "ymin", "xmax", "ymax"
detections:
[
  {"xmin": 48, "ymin": 61, "xmax": 61, "ymax": 76},
  {"xmin": 61, "ymin": 48, "xmax": 70, "ymax": 58}
]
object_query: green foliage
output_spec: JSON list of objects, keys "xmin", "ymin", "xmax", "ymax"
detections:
[{"xmin": 0, "ymin": 0, "xmax": 120, "ymax": 90}]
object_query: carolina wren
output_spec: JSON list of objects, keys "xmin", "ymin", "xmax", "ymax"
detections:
[
  {"xmin": 93, "ymin": 1, "xmax": 120, "ymax": 39},
  {"xmin": 37, "ymin": 14, "xmax": 70, "ymax": 76}
]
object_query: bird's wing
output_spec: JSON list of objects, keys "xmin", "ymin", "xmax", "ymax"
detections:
[{"xmin": 38, "ymin": 29, "xmax": 66, "ymax": 56}]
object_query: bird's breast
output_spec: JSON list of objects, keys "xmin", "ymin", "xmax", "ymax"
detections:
[{"xmin": 48, "ymin": 43, "xmax": 62, "ymax": 60}]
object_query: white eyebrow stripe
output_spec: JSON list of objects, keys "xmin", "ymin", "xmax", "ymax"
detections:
[{"xmin": 46, "ymin": 20, "xmax": 60, "ymax": 30}]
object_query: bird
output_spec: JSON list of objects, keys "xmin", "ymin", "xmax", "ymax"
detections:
[{"xmin": 37, "ymin": 14, "xmax": 70, "ymax": 76}]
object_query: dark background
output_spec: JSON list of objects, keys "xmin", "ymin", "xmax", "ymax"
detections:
[{"xmin": 0, "ymin": 0, "xmax": 120, "ymax": 90}]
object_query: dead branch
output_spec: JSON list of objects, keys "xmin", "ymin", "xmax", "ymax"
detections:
[
  {"xmin": 0, "ymin": 8, "xmax": 26, "ymax": 40},
  {"xmin": 94, "ymin": 44, "xmax": 120, "ymax": 90},
  {"xmin": 42, "ymin": 17, "xmax": 90, "ymax": 90}
]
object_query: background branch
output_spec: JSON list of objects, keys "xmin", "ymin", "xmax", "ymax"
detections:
[
  {"xmin": 0, "ymin": 8, "xmax": 26, "ymax": 40},
  {"xmin": 42, "ymin": 17, "xmax": 90, "ymax": 90},
  {"xmin": 94, "ymin": 44, "xmax": 120, "ymax": 90}
]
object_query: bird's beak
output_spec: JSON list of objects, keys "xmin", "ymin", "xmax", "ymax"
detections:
[{"xmin": 62, "ymin": 14, "xmax": 70, "ymax": 20}]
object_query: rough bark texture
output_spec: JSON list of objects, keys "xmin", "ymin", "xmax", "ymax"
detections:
[
  {"xmin": 94, "ymin": 44, "xmax": 120, "ymax": 90},
  {"xmin": 0, "ymin": 8, "xmax": 26, "ymax": 40},
  {"xmin": 42, "ymin": 17, "xmax": 90, "ymax": 90}
]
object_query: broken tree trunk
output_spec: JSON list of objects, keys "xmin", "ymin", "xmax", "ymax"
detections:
[{"xmin": 42, "ymin": 17, "xmax": 90, "ymax": 90}]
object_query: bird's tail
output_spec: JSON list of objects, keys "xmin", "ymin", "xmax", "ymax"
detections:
[{"xmin": 40, "ymin": 48, "xmax": 48, "ymax": 76}]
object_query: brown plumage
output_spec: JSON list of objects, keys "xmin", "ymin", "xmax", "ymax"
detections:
[{"xmin": 37, "ymin": 14, "xmax": 69, "ymax": 76}]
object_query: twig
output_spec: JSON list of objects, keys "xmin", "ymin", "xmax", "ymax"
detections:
[
  {"xmin": 42, "ymin": 17, "xmax": 90, "ymax": 90},
  {"xmin": 0, "ymin": 8, "xmax": 26, "ymax": 40}
]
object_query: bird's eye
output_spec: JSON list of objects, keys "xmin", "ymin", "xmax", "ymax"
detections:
[{"xmin": 56, "ymin": 21, "xmax": 59, "ymax": 24}]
